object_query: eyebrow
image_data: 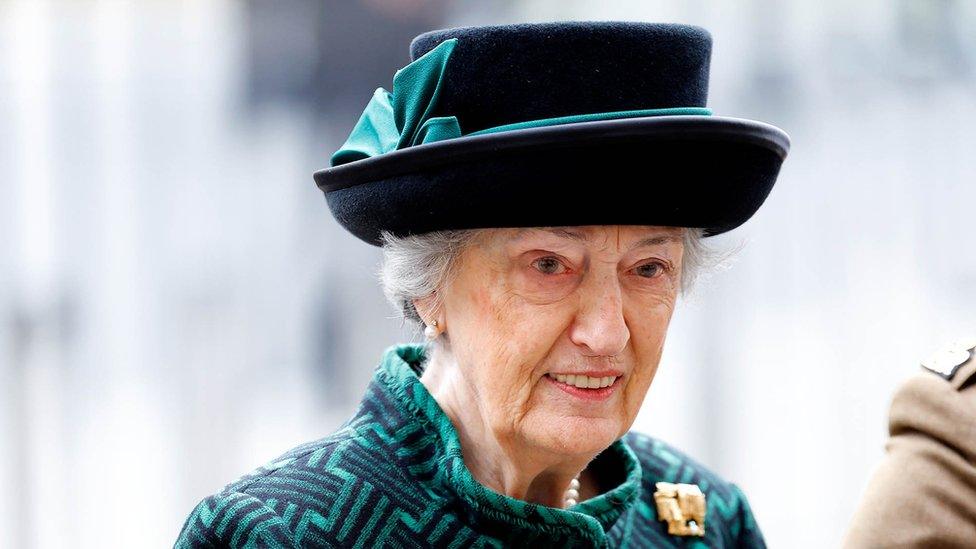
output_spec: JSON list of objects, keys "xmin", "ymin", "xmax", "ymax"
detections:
[
  {"xmin": 536, "ymin": 228, "xmax": 682, "ymax": 249},
  {"xmin": 631, "ymin": 234, "xmax": 682, "ymax": 249},
  {"xmin": 541, "ymin": 228, "xmax": 587, "ymax": 241}
]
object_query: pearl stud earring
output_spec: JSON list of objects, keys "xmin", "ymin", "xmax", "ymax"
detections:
[{"xmin": 424, "ymin": 319, "xmax": 439, "ymax": 340}]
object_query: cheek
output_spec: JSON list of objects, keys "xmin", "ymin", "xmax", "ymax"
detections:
[
  {"xmin": 465, "ymin": 282, "xmax": 570, "ymax": 363},
  {"xmin": 620, "ymin": 296, "xmax": 676, "ymax": 411},
  {"xmin": 455, "ymin": 284, "xmax": 575, "ymax": 418}
]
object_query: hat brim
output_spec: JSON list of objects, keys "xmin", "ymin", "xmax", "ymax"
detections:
[{"xmin": 314, "ymin": 116, "xmax": 790, "ymax": 245}]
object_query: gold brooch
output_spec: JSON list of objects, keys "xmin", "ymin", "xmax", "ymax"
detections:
[{"xmin": 653, "ymin": 482, "xmax": 706, "ymax": 537}]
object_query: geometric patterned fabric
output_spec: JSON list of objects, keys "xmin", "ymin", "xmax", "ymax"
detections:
[{"xmin": 175, "ymin": 344, "xmax": 766, "ymax": 548}]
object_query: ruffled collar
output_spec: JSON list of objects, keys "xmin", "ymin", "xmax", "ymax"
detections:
[{"xmin": 370, "ymin": 344, "xmax": 643, "ymax": 545}]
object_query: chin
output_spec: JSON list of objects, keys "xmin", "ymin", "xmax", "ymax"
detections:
[{"xmin": 529, "ymin": 415, "xmax": 623, "ymax": 457}]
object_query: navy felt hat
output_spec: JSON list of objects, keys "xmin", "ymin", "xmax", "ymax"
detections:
[{"xmin": 314, "ymin": 21, "xmax": 790, "ymax": 246}]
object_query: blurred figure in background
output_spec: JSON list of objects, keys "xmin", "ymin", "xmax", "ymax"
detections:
[{"xmin": 844, "ymin": 337, "xmax": 976, "ymax": 547}]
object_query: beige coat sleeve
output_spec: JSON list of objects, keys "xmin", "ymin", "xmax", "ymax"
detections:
[{"xmin": 843, "ymin": 348, "xmax": 976, "ymax": 548}]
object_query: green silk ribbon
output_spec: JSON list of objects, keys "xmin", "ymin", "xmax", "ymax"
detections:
[{"xmin": 330, "ymin": 38, "xmax": 713, "ymax": 167}]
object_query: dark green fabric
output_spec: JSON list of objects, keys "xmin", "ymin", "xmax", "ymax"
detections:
[
  {"xmin": 330, "ymin": 38, "xmax": 712, "ymax": 167},
  {"xmin": 331, "ymin": 39, "xmax": 460, "ymax": 167},
  {"xmin": 175, "ymin": 344, "xmax": 766, "ymax": 547}
]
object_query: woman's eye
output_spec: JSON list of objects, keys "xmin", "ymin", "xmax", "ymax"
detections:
[
  {"xmin": 532, "ymin": 257, "xmax": 566, "ymax": 275},
  {"xmin": 634, "ymin": 262, "xmax": 665, "ymax": 278}
]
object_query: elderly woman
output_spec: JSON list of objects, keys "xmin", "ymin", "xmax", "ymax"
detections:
[{"xmin": 177, "ymin": 22, "xmax": 789, "ymax": 548}]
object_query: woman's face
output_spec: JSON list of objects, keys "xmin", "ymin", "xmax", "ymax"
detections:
[{"xmin": 436, "ymin": 225, "xmax": 684, "ymax": 458}]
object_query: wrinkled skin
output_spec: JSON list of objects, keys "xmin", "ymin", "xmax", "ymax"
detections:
[{"xmin": 416, "ymin": 225, "xmax": 683, "ymax": 508}]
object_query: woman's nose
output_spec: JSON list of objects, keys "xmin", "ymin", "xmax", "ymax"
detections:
[{"xmin": 568, "ymin": 274, "xmax": 630, "ymax": 357}]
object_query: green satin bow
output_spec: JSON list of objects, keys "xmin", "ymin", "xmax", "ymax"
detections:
[{"xmin": 330, "ymin": 38, "xmax": 712, "ymax": 167}]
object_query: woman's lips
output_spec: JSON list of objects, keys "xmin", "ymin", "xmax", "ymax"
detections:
[{"xmin": 544, "ymin": 373, "xmax": 621, "ymax": 401}]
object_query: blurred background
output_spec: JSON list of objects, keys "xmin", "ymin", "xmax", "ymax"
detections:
[{"xmin": 2, "ymin": 0, "xmax": 975, "ymax": 547}]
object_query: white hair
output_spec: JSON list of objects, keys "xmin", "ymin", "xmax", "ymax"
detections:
[{"xmin": 379, "ymin": 227, "xmax": 716, "ymax": 328}]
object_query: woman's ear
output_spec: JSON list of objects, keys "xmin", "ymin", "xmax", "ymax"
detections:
[
  {"xmin": 413, "ymin": 294, "xmax": 445, "ymax": 340},
  {"xmin": 412, "ymin": 294, "xmax": 440, "ymax": 328}
]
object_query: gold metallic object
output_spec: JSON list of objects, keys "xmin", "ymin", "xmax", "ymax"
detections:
[{"xmin": 653, "ymin": 482, "xmax": 706, "ymax": 537}]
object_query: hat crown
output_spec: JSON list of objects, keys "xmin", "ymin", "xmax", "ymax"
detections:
[{"xmin": 408, "ymin": 22, "xmax": 712, "ymax": 134}]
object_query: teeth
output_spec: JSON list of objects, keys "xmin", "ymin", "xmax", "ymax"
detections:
[{"xmin": 550, "ymin": 373, "xmax": 618, "ymax": 389}]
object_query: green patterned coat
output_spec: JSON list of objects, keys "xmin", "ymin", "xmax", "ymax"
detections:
[{"xmin": 176, "ymin": 345, "xmax": 765, "ymax": 548}]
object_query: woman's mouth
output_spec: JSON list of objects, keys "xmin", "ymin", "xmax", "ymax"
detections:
[{"xmin": 544, "ymin": 373, "xmax": 621, "ymax": 401}]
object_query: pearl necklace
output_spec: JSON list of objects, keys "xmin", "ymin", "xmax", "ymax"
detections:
[{"xmin": 563, "ymin": 475, "xmax": 581, "ymax": 508}]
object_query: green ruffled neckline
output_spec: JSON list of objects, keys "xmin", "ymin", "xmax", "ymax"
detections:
[{"xmin": 374, "ymin": 343, "xmax": 643, "ymax": 542}]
